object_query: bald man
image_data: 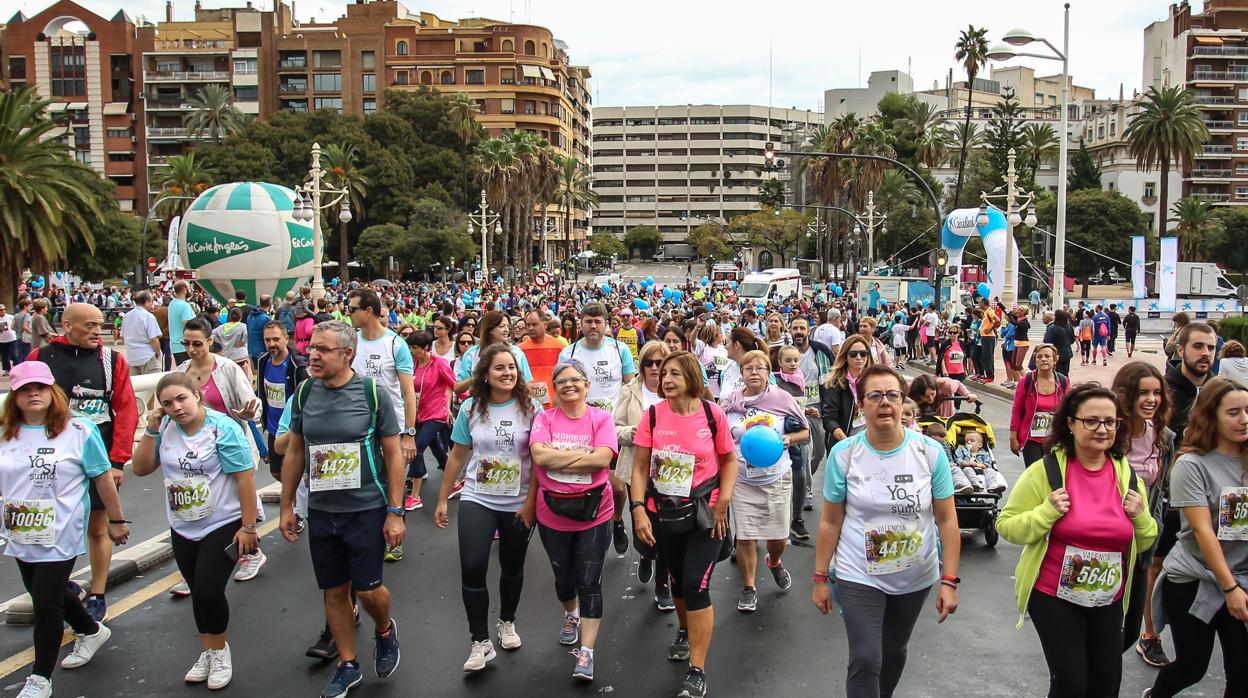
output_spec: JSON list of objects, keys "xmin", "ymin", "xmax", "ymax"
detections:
[{"xmin": 29, "ymin": 302, "xmax": 137, "ymax": 622}]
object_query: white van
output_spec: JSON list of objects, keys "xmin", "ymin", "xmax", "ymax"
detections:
[{"xmin": 737, "ymin": 268, "xmax": 802, "ymax": 305}]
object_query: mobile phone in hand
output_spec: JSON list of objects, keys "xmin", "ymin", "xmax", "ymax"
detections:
[{"xmin": 224, "ymin": 539, "xmax": 240, "ymax": 564}]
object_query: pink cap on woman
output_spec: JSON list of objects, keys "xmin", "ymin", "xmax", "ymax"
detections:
[{"xmin": 9, "ymin": 361, "xmax": 55, "ymax": 391}]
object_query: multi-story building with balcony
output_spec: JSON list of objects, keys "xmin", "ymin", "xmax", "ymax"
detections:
[
  {"xmin": 1145, "ymin": 0, "xmax": 1248, "ymax": 208},
  {"xmin": 591, "ymin": 105, "xmax": 822, "ymax": 244},
  {"xmin": 137, "ymin": 1, "xmax": 288, "ymax": 207},
  {"xmin": 1, "ymin": 0, "xmax": 142, "ymax": 211},
  {"xmin": 1079, "ymin": 96, "xmax": 1182, "ymax": 232}
]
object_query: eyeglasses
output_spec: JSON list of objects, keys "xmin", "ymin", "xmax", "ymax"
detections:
[
  {"xmin": 186, "ymin": 340, "xmax": 207, "ymax": 348},
  {"xmin": 1074, "ymin": 417, "xmax": 1122, "ymax": 432},
  {"xmin": 308, "ymin": 345, "xmax": 345, "ymax": 354},
  {"xmin": 554, "ymin": 377, "xmax": 587, "ymax": 387},
  {"xmin": 641, "ymin": 359, "xmax": 663, "ymax": 368},
  {"xmin": 846, "ymin": 350, "xmax": 870, "ymax": 359},
  {"xmin": 458, "ymin": 339, "xmax": 474, "ymax": 347},
  {"xmin": 864, "ymin": 390, "xmax": 905, "ymax": 404},
  {"xmin": 347, "ymin": 305, "xmax": 364, "ymax": 313}
]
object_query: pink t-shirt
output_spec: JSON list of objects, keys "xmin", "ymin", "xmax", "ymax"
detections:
[
  {"xmin": 1126, "ymin": 421, "xmax": 1160, "ymax": 488},
  {"xmin": 942, "ymin": 339, "xmax": 966, "ymax": 377},
  {"xmin": 633, "ymin": 400, "xmax": 736, "ymax": 512},
  {"xmin": 531, "ymin": 406, "xmax": 618, "ymax": 532},
  {"xmin": 1034, "ymin": 458, "xmax": 1134, "ymax": 601},
  {"xmin": 1026, "ymin": 389, "xmax": 1060, "ymax": 445},
  {"xmin": 200, "ymin": 373, "xmax": 228, "ymax": 414},
  {"xmin": 413, "ymin": 355, "xmax": 455, "ymax": 423}
]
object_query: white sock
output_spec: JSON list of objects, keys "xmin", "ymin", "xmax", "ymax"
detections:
[
  {"xmin": 580, "ymin": 646, "xmax": 594, "ymax": 657},
  {"xmin": 568, "ymin": 609, "xmax": 580, "ymax": 620}
]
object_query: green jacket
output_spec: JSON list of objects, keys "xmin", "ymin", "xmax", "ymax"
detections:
[{"xmin": 997, "ymin": 448, "xmax": 1159, "ymax": 628}]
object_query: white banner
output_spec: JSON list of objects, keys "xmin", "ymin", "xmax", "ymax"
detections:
[
  {"xmin": 1158, "ymin": 236, "xmax": 1178, "ymax": 312},
  {"xmin": 1131, "ymin": 236, "xmax": 1146, "ymax": 300},
  {"xmin": 165, "ymin": 215, "xmax": 181, "ymax": 270}
]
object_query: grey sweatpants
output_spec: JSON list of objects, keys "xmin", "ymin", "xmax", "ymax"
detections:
[{"xmin": 837, "ymin": 579, "xmax": 931, "ymax": 698}]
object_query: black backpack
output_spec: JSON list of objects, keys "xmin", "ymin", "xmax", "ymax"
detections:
[{"xmin": 1042, "ymin": 451, "xmax": 1142, "ymax": 498}]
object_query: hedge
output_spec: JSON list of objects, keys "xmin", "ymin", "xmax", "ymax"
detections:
[{"xmin": 1222, "ymin": 316, "xmax": 1248, "ymax": 346}]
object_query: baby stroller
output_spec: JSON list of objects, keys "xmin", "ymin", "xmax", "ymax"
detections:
[{"xmin": 944, "ymin": 410, "xmax": 1004, "ymax": 547}]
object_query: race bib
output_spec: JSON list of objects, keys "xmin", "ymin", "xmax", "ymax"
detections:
[
  {"xmin": 1218, "ymin": 487, "xmax": 1248, "ymax": 541},
  {"xmin": 71, "ymin": 398, "xmax": 110, "ymax": 425},
  {"xmin": 587, "ymin": 398, "xmax": 615, "ymax": 414},
  {"xmin": 651, "ymin": 449, "xmax": 695, "ymax": 497},
  {"xmin": 476, "ymin": 456, "xmax": 522, "ymax": 497},
  {"xmin": 850, "ymin": 410, "xmax": 866, "ymax": 433},
  {"xmin": 529, "ymin": 382, "xmax": 549, "ymax": 404},
  {"xmin": 547, "ymin": 441, "xmax": 593, "ymax": 485},
  {"xmin": 713, "ymin": 356, "xmax": 730, "ymax": 373},
  {"xmin": 1056, "ymin": 546, "xmax": 1122, "ymax": 607},
  {"xmin": 1030, "ymin": 411, "xmax": 1054, "ymax": 439},
  {"xmin": 3, "ymin": 499, "xmax": 56, "ymax": 545},
  {"xmin": 805, "ymin": 383, "xmax": 820, "ymax": 405},
  {"xmin": 165, "ymin": 475, "xmax": 214, "ymax": 522},
  {"xmin": 263, "ymin": 380, "xmax": 285, "ymax": 410},
  {"xmin": 863, "ymin": 520, "xmax": 923, "ymax": 575},
  {"xmin": 308, "ymin": 442, "xmax": 363, "ymax": 492},
  {"xmin": 949, "ymin": 351, "xmax": 964, "ymax": 363}
]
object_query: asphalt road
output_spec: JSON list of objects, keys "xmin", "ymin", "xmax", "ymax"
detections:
[{"xmin": 0, "ymin": 352, "xmax": 1228, "ymax": 697}]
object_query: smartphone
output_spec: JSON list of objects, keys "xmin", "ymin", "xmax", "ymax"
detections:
[{"xmin": 224, "ymin": 539, "xmax": 240, "ymax": 564}]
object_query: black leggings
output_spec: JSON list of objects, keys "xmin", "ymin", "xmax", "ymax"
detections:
[
  {"xmin": 407, "ymin": 420, "xmax": 450, "ymax": 480},
  {"xmin": 171, "ymin": 520, "xmax": 241, "ymax": 636},
  {"xmin": 16, "ymin": 558, "xmax": 98, "ymax": 680},
  {"xmin": 1027, "ymin": 591, "xmax": 1123, "ymax": 698},
  {"xmin": 1151, "ymin": 579, "xmax": 1248, "ymax": 697},
  {"xmin": 538, "ymin": 520, "xmax": 611, "ymax": 618},
  {"xmin": 657, "ymin": 524, "xmax": 723, "ymax": 612},
  {"xmin": 1021, "ymin": 440, "xmax": 1045, "ymax": 469},
  {"xmin": 458, "ymin": 500, "xmax": 533, "ymax": 642}
]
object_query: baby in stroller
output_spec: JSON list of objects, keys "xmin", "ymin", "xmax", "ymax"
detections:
[
  {"xmin": 917, "ymin": 420, "xmax": 976, "ymax": 495},
  {"xmin": 953, "ymin": 430, "xmax": 1007, "ymax": 494}
]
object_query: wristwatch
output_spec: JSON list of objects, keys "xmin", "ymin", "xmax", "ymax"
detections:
[
  {"xmin": 629, "ymin": 500, "xmax": 646, "ymax": 511},
  {"xmin": 402, "ymin": 427, "xmax": 417, "ymax": 437},
  {"xmin": 386, "ymin": 506, "xmax": 406, "ymax": 517}
]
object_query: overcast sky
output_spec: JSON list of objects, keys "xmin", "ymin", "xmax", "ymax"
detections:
[{"xmin": 14, "ymin": 0, "xmax": 1186, "ymax": 111}]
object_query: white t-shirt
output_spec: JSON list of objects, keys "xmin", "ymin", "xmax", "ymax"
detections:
[
  {"xmin": 797, "ymin": 345, "xmax": 822, "ymax": 407},
  {"xmin": 727, "ymin": 405, "xmax": 792, "ymax": 487},
  {"xmin": 157, "ymin": 409, "xmax": 261, "ymax": 540},
  {"xmin": 352, "ymin": 329, "xmax": 414, "ymax": 427},
  {"xmin": 120, "ymin": 306, "xmax": 161, "ymax": 364},
  {"xmin": 891, "ymin": 323, "xmax": 909, "ymax": 349},
  {"xmin": 640, "ymin": 384, "xmax": 663, "ymax": 409},
  {"xmin": 558, "ymin": 337, "xmax": 637, "ymax": 413},
  {"xmin": 450, "ymin": 398, "xmax": 540, "ymax": 512},
  {"xmin": 0, "ymin": 417, "xmax": 111, "ymax": 562},
  {"xmin": 815, "ymin": 323, "xmax": 846, "ymax": 352},
  {"xmin": 924, "ymin": 312, "xmax": 941, "ymax": 334},
  {"xmin": 0, "ymin": 313, "xmax": 16, "ymax": 343},
  {"xmin": 456, "ymin": 344, "xmax": 534, "ymax": 383}
]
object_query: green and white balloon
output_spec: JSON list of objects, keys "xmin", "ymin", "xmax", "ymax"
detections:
[{"xmin": 179, "ymin": 182, "xmax": 314, "ymax": 305}]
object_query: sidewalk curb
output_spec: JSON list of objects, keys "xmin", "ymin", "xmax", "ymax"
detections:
[
  {"xmin": 2, "ymin": 482, "xmax": 284, "ymax": 625},
  {"xmin": 902, "ymin": 361, "xmax": 1016, "ymax": 403}
]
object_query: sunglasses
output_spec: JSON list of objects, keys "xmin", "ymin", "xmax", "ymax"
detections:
[
  {"xmin": 458, "ymin": 340, "xmax": 474, "ymax": 346},
  {"xmin": 641, "ymin": 359, "xmax": 662, "ymax": 368},
  {"xmin": 846, "ymin": 350, "xmax": 869, "ymax": 359},
  {"xmin": 186, "ymin": 340, "xmax": 207, "ymax": 348}
]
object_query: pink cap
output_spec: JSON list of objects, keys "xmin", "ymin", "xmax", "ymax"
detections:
[{"xmin": 9, "ymin": 361, "xmax": 56, "ymax": 391}]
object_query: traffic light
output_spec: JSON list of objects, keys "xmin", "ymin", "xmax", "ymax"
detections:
[{"xmin": 935, "ymin": 249, "xmax": 949, "ymax": 269}]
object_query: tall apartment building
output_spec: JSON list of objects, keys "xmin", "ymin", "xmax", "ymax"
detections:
[
  {"xmin": 1, "ymin": 0, "xmax": 142, "ymax": 211},
  {"xmin": 384, "ymin": 12, "xmax": 593, "ymax": 253},
  {"xmin": 1079, "ymin": 96, "xmax": 1182, "ymax": 232},
  {"xmin": 138, "ymin": 1, "xmax": 289, "ymax": 207},
  {"xmin": 1145, "ymin": 0, "xmax": 1248, "ymax": 208},
  {"xmin": 591, "ymin": 105, "xmax": 822, "ymax": 242}
]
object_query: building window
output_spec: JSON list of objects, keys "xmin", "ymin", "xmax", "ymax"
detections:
[
  {"xmin": 466, "ymin": 69, "xmax": 485, "ymax": 85},
  {"xmin": 234, "ymin": 86, "xmax": 258, "ymax": 101},
  {"xmin": 108, "ymin": 152, "xmax": 134, "ymax": 162},
  {"xmin": 502, "ymin": 39, "xmax": 513, "ymax": 52},
  {"xmin": 363, "ymin": 98, "xmax": 377, "ymax": 115},
  {"xmin": 1144, "ymin": 182, "xmax": 1156, "ymax": 199},
  {"xmin": 313, "ymin": 73, "xmax": 342, "ymax": 92},
  {"xmin": 106, "ymin": 128, "xmax": 132, "ymax": 138},
  {"xmin": 279, "ymin": 51, "xmax": 306, "ymax": 69},
  {"xmin": 395, "ymin": 41, "xmax": 408, "ymax": 56},
  {"xmin": 540, "ymin": 42, "xmax": 549, "ymax": 57},
  {"xmin": 1240, "ymin": 88, "xmax": 1248, "ymax": 101},
  {"xmin": 361, "ymin": 51, "xmax": 375, "ymax": 70},
  {"xmin": 232, "ymin": 58, "xmax": 257, "ymax": 74},
  {"xmin": 286, "ymin": 99, "xmax": 308, "ymax": 112},
  {"xmin": 312, "ymin": 51, "xmax": 341, "ymax": 68},
  {"xmin": 501, "ymin": 68, "xmax": 515, "ymax": 84},
  {"xmin": 1240, "ymin": 112, "xmax": 1248, "ymax": 125},
  {"xmin": 1109, "ymin": 122, "xmax": 1116, "ymax": 136},
  {"xmin": 501, "ymin": 98, "xmax": 514, "ymax": 114},
  {"xmin": 313, "ymin": 97, "xmax": 343, "ymax": 111},
  {"xmin": 362, "ymin": 73, "xmax": 376, "ymax": 92},
  {"xmin": 1238, "ymin": 186, "xmax": 1248, "ymax": 199},
  {"xmin": 524, "ymin": 40, "xmax": 536, "ymax": 55},
  {"xmin": 1239, "ymin": 137, "xmax": 1248, "ymax": 151},
  {"xmin": 1097, "ymin": 125, "xmax": 1105, "ymax": 139},
  {"xmin": 50, "ymin": 44, "xmax": 86, "ymax": 97},
  {"xmin": 8, "ymin": 56, "xmax": 26, "ymax": 80},
  {"xmin": 418, "ymin": 71, "xmax": 430, "ymax": 85},
  {"xmin": 440, "ymin": 71, "xmax": 454, "ymax": 85}
]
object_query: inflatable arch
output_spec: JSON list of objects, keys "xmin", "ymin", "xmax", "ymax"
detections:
[{"xmin": 940, "ymin": 206, "xmax": 1018, "ymax": 301}]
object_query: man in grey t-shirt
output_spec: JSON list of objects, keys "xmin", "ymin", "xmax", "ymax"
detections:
[{"xmin": 279, "ymin": 320, "xmax": 404, "ymax": 693}]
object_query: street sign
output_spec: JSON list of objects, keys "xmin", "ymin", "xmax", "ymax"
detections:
[
  {"xmin": 474, "ymin": 270, "xmax": 483, "ymax": 283},
  {"xmin": 146, "ymin": 257, "xmax": 158, "ymax": 273},
  {"xmin": 534, "ymin": 271, "xmax": 551, "ymax": 288},
  {"xmin": 163, "ymin": 269, "xmax": 199, "ymax": 280}
]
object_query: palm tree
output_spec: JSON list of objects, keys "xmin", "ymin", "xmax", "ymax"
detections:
[
  {"xmin": 447, "ymin": 92, "xmax": 481, "ymax": 205},
  {"xmin": 504, "ymin": 130, "xmax": 541, "ymax": 270},
  {"xmin": 1124, "ymin": 86, "xmax": 1210, "ymax": 234},
  {"xmin": 1019, "ymin": 123, "xmax": 1059, "ymax": 184},
  {"xmin": 186, "ymin": 84, "xmax": 242, "ymax": 143},
  {"xmin": 896, "ymin": 101, "xmax": 948, "ymax": 167},
  {"xmin": 530, "ymin": 139, "xmax": 561, "ymax": 268},
  {"xmin": 477, "ymin": 137, "xmax": 518, "ymax": 270},
  {"xmin": 1171, "ymin": 196, "xmax": 1221, "ymax": 260},
  {"xmin": 0, "ymin": 87, "xmax": 101, "ymax": 306},
  {"xmin": 875, "ymin": 169, "xmax": 920, "ymax": 211},
  {"xmin": 759, "ymin": 178, "xmax": 786, "ymax": 212},
  {"xmin": 947, "ymin": 121, "xmax": 982, "ymax": 170},
  {"xmin": 953, "ymin": 25, "xmax": 989, "ymax": 207},
  {"xmin": 321, "ymin": 143, "xmax": 369, "ymax": 283},
  {"xmin": 555, "ymin": 155, "xmax": 598, "ymax": 261},
  {"xmin": 155, "ymin": 152, "xmax": 215, "ymax": 218}
]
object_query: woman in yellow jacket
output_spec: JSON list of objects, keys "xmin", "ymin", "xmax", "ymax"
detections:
[{"xmin": 998, "ymin": 383, "xmax": 1158, "ymax": 698}]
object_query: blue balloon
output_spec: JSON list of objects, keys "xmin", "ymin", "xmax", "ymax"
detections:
[
  {"xmin": 729, "ymin": 281, "xmax": 737, "ymax": 290},
  {"xmin": 756, "ymin": 305, "xmax": 766, "ymax": 315},
  {"xmin": 923, "ymin": 299, "xmax": 931, "ymax": 307},
  {"xmin": 646, "ymin": 277, "xmax": 655, "ymax": 285},
  {"xmin": 705, "ymin": 302, "xmax": 715, "ymax": 310},
  {"xmin": 601, "ymin": 285, "xmax": 611, "ymax": 294},
  {"xmin": 740, "ymin": 425, "xmax": 784, "ymax": 468},
  {"xmin": 833, "ymin": 286, "xmax": 844, "ymax": 297},
  {"xmin": 662, "ymin": 288, "xmax": 674, "ymax": 299},
  {"xmin": 633, "ymin": 298, "xmax": 650, "ymax": 310},
  {"xmin": 674, "ymin": 290, "xmax": 683, "ymax": 300},
  {"xmin": 977, "ymin": 282, "xmax": 991, "ymax": 298}
]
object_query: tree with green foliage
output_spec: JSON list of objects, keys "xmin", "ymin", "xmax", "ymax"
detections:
[
  {"xmin": 623, "ymin": 225, "xmax": 662, "ymax": 259},
  {"xmin": 1067, "ymin": 140, "xmax": 1102, "ymax": 192},
  {"xmin": 65, "ymin": 171, "xmax": 158, "ymax": 282},
  {"xmin": 1124, "ymin": 86, "xmax": 1210, "ymax": 234},
  {"xmin": 1019, "ymin": 123, "xmax": 1058, "ymax": 184},
  {"xmin": 758, "ymin": 178, "xmax": 786, "ymax": 212},
  {"xmin": 353, "ymin": 198, "xmax": 477, "ymax": 277},
  {"xmin": 591, "ymin": 233, "xmax": 626, "ymax": 258},
  {"xmin": 1172, "ymin": 196, "xmax": 1221, "ymax": 261},
  {"xmin": 688, "ymin": 223, "xmax": 732, "ymax": 259},
  {"xmin": 729, "ymin": 210, "xmax": 811, "ymax": 267},
  {"xmin": 321, "ymin": 143, "xmax": 368, "ymax": 283},
  {"xmin": 984, "ymin": 88, "xmax": 1032, "ymax": 193},
  {"xmin": 0, "ymin": 87, "xmax": 103, "ymax": 305},
  {"xmin": 187, "ymin": 84, "xmax": 243, "ymax": 143},
  {"xmin": 953, "ymin": 24, "xmax": 989, "ymax": 207},
  {"xmin": 556, "ymin": 155, "xmax": 597, "ymax": 259},
  {"xmin": 1037, "ymin": 189, "xmax": 1143, "ymax": 296},
  {"xmin": 1209, "ymin": 207, "xmax": 1248, "ymax": 274}
]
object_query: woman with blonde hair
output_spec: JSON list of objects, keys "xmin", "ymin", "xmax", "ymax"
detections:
[{"xmin": 826, "ymin": 335, "xmax": 875, "ymax": 445}]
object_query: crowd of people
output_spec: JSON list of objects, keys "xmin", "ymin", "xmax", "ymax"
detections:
[{"xmin": 0, "ymin": 274, "xmax": 1245, "ymax": 698}]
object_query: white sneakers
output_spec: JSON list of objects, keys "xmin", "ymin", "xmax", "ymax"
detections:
[
  {"xmin": 233, "ymin": 549, "xmax": 267, "ymax": 582},
  {"xmin": 496, "ymin": 620, "xmax": 522, "ymax": 650},
  {"xmin": 16, "ymin": 675, "xmax": 51, "ymax": 698},
  {"xmin": 170, "ymin": 580, "xmax": 192, "ymax": 597},
  {"xmin": 185, "ymin": 644, "xmax": 232, "ymax": 689},
  {"xmin": 60, "ymin": 623, "xmax": 111, "ymax": 669},
  {"xmin": 463, "ymin": 639, "xmax": 497, "ymax": 672}
]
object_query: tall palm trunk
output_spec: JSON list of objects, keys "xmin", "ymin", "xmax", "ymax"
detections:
[{"xmin": 953, "ymin": 86, "xmax": 974, "ymax": 208}]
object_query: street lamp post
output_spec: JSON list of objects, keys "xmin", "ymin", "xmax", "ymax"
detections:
[
  {"xmin": 988, "ymin": 2, "xmax": 1071, "ymax": 308},
  {"xmin": 977, "ymin": 148, "xmax": 1038, "ymax": 309},
  {"xmin": 292, "ymin": 142, "xmax": 353, "ymax": 302},
  {"xmin": 859, "ymin": 191, "xmax": 887, "ymax": 275},
  {"xmin": 467, "ymin": 189, "xmax": 502, "ymax": 281}
]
